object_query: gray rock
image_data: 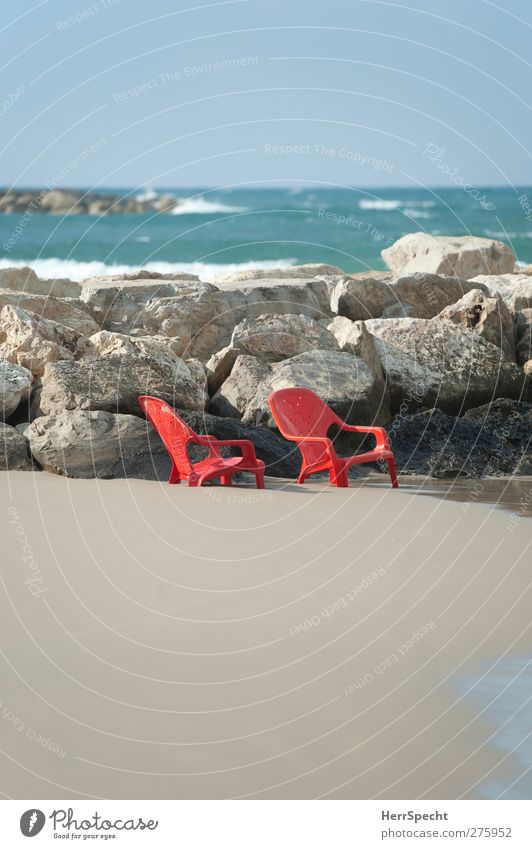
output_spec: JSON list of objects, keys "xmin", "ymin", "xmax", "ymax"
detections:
[
  {"xmin": 24, "ymin": 410, "xmax": 171, "ymax": 479},
  {"xmin": 209, "ymin": 264, "xmax": 344, "ymax": 284},
  {"xmin": 0, "ymin": 304, "xmax": 78, "ymax": 377},
  {"xmin": 516, "ymin": 309, "xmax": 532, "ymax": 366},
  {"xmin": 366, "ymin": 317, "xmax": 529, "ymax": 415},
  {"xmin": 381, "ymin": 302, "xmax": 418, "ymax": 318},
  {"xmin": 438, "ymin": 289, "xmax": 516, "ymax": 360},
  {"xmin": 210, "ymin": 355, "xmax": 271, "ymax": 419},
  {"xmin": 0, "ymin": 266, "xmax": 81, "ymax": 298},
  {"xmin": 0, "ymin": 291, "xmax": 99, "ymax": 337},
  {"xmin": 383, "ymin": 234, "xmax": 515, "ymax": 277},
  {"xmin": 231, "ymin": 313, "xmax": 339, "ymax": 362},
  {"xmin": 329, "ymin": 275, "xmax": 395, "ymax": 320},
  {"xmin": 40, "ymin": 338, "xmax": 207, "ymax": 416},
  {"xmin": 388, "ymin": 273, "xmax": 484, "ymax": 319},
  {"xmin": 205, "ymin": 345, "xmax": 241, "ymax": 394},
  {"xmin": 469, "ymin": 273, "xmax": 532, "ymax": 312},
  {"xmin": 243, "ymin": 349, "xmax": 389, "ymax": 427},
  {"xmin": 0, "ymin": 422, "xmax": 33, "ymax": 470},
  {"xmin": 80, "ymin": 278, "xmax": 215, "ymax": 334},
  {"xmin": 0, "ymin": 359, "xmax": 32, "ymax": 421}
]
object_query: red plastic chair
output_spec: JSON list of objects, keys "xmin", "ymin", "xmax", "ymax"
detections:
[
  {"xmin": 268, "ymin": 387, "xmax": 398, "ymax": 488},
  {"xmin": 138, "ymin": 396, "xmax": 265, "ymax": 488}
]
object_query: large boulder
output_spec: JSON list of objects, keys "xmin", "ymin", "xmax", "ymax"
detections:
[
  {"xmin": 210, "ymin": 355, "xmax": 271, "ymax": 419},
  {"xmin": 242, "ymin": 349, "xmax": 389, "ymax": 427},
  {"xmin": 79, "ymin": 278, "xmax": 214, "ymax": 334},
  {"xmin": 327, "ymin": 317, "xmax": 389, "ymax": 403},
  {"xmin": 469, "ymin": 273, "xmax": 532, "ymax": 312},
  {"xmin": 82, "ymin": 270, "xmax": 199, "ymax": 284},
  {"xmin": 0, "ymin": 266, "xmax": 81, "ymax": 298},
  {"xmin": 231, "ymin": 313, "xmax": 339, "ymax": 362},
  {"xmin": 24, "ymin": 410, "xmax": 171, "ymax": 479},
  {"xmin": 0, "ymin": 290, "xmax": 99, "ymax": 336},
  {"xmin": 209, "ymin": 264, "xmax": 344, "ymax": 284},
  {"xmin": 0, "ymin": 360, "xmax": 32, "ymax": 421},
  {"xmin": 390, "ymin": 400, "xmax": 532, "ymax": 477},
  {"xmin": 387, "ymin": 273, "xmax": 485, "ymax": 319},
  {"xmin": 0, "ymin": 422, "xmax": 33, "ymax": 470},
  {"xmin": 329, "ymin": 275, "xmax": 395, "ymax": 320},
  {"xmin": 0, "ymin": 305, "xmax": 78, "ymax": 377},
  {"xmin": 366, "ymin": 317, "xmax": 528, "ymax": 414},
  {"xmin": 217, "ymin": 278, "xmax": 331, "ymax": 322},
  {"xmin": 382, "ymin": 234, "xmax": 515, "ymax": 278},
  {"xmin": 437, "ymin": 289, "xmax": 516, "ymax": 360},
  {"xmin": 39, "ymin": 335, "xmax": 207, "ymax": 416}
]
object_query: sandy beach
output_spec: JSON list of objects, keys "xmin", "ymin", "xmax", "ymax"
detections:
[{"xmin": 1, "ymin": 471, "xmax": 531, "ymax": 800}]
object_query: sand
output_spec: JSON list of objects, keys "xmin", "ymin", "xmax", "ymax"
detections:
[{"xmin": 1, "ymin": 470, "xmax": 531, "ymax": 799}]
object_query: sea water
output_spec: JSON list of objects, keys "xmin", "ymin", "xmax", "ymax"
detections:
[{"xmin": 1, "ymin": 186, "xmax": 531, "ymax": 280}]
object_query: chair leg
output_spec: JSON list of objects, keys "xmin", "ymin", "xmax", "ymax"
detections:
[
  {"xmin": 220, "ymin": 474, "xmax": 233, "ymax": 486},
  {"xmin": 255, "ymin": 468, "xmax": 265, "ymax": 489},
  {"xmin": 168, "ymin": 462, "xmax": 180, "ymax": 484},
  {"xmin": 330, "ymin": 467, "xmax": 349, "ymax": 487},
  {"xmin": 388, "ymin": 457, "xmax": 399, "ymax": 488}
]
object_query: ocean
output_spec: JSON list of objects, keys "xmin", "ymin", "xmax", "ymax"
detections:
[{"xmin": 1, "ymin": 186, "xmax": 532, "ymax": 281}]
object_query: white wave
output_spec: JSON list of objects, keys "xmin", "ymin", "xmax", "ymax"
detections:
[
  {"xmin": 135, "ymin": 188, "xmax": 158, "ymax": 202},
  {"xmin": 171, "ymin": 197, "xmax": 247, "ymax": 215},
  {"xmin": 358, "ymin": 199, "xmax": 401, "ymax": 210},
  {"xmin": 0, "ymin": 257, "xmax": 299, "ymax": 283},
  {"xmin": 359, "ymin": 198, "xmax": 436, "ymax": 211}
]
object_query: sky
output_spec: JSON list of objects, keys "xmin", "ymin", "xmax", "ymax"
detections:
[{"xmin": 2, "ymin": 0, "xmax": 532, "ymax": 190}]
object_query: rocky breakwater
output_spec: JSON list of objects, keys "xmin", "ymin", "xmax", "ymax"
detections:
[
  {"xmin": 0, "ymin": 188, "xmax": 178, "ymax": 215},
  {"xmin": 0, "ymin": 237, "xmax": 530, "ymax": 479}
]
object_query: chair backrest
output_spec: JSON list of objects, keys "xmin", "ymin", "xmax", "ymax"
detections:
[
  {"xmin": 138, "ymin": 395, "xmax": 195, "ymax": 478},
  {"xmin": 268, "ymin": 388, "xmax": 340, "ymax": 468}
]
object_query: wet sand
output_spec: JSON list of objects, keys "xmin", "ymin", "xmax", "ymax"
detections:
[{"xmin": 1, "ymin": 470, "xmax": 531, "ymax": 799}]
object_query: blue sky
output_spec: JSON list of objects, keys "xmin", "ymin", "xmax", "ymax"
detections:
[{"xmin": 3, "ymin": 0, "xmax": 532, "ymax": 189}]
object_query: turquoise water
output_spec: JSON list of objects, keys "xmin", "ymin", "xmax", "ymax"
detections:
[
  {"xmin": 457, "ymin": 657, "xmax": 532, "ymax": 799},
  {"xmin": 1, "ymin": 186, "xmax": 531, "ymax": 280}
]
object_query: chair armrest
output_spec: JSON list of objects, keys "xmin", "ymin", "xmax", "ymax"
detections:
[
  {"xmin": 338, "ymin": 424, "xmax": 390, "ymax": 449},
  {"xmin": 192, "ymin": 435, "xmax": 258, "ymax": 463}
]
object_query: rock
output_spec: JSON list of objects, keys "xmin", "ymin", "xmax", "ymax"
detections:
[
  {"xmin": 0, "ymin": 360, "xmax": 32, "ymax": 421},
  {"xmin": 231, "ymin": 313, "xmax": 339, "ymax": 362},
  {"xmin": 205, "ymin": 345, "xmax": 241, "ymax": 394},
  {"xmin": 77, "ymin": 329, "xmax": 184, "ymax": 361},
  {"xmin": 142, "ymin": 278, "xmax": 332, "ymax": 360},
  {"xmin": 366, "ymin": 317, "xmax": 528, "ymax": 414},
  {"xmin": 0, "ymin": 422, "xmax": 33, "ymax": 470},
  {"xmin": 470, "ymin": 273, "xmax": 532, "ymax": 312},
  {"xmin": 389, "ymin": 399, "xmax": 532, "ymax": 477},
  {"xmin": 40, "ymin": 335, "xmax": 207, "ymax": 416},
  {"xmin": 382, "ymin": 234, "xmax": 515, "ymax": 278},
  {"xmin": 178, "ymin": 411, "xmax": 301, "ymax": 478},
  {"xmin": 0, "ymin": 266, "xmax": 81, "ymax": 298},
  {"xmin": 82, "ymin": 270, "xmax": 199, "ymax": 284},
  {"xmin": 0, "ymin": 290, "xmax": 99, "ymax": 337},
  {"xmin": 437, "ymin": 289, "xmax": 516, "ymax": 360},
  {"xmin": 210, "ymin": 355, "xmax": 271, "ymax": 419},
  {"xmin": 524, "ymin": 360, "xmax": 532, "ymax": 376},
  {"xmin": 516, "ymin": 309, "xmax": 532, "ymax": 366},
  {"xmin": 388, "ymin": 273, "xmax": 484, "ymax": 319},
  {"xmin": 380, "ymin": 302, "xmax": 418, "ymax": 318},
  {"xmin": 79, "ymin": 278, "xmax": 214, "ymax": 334},
  {"xmin": 0, "ymin": 305, "xmax": 78, "ymax": 377},
  {"xmin": 24, "ymin": 410, "xmax": 171, "ymax": 479},
  {"xmin": 209, "ymin": 264, "xmax": 344, "ymax": 284},
  {"xmin": 329, "ymin": 275, "xmax": 395, "ymax": 320},
  {"xmin": 242, "ymin": 349, "xmax": 389, "ymax": 427}
]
